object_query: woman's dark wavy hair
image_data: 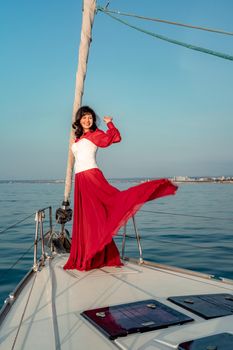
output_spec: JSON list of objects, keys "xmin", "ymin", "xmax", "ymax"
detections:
[{"xmin": 72, "ymin": 106, "xmax": 98, "ymax": 138}]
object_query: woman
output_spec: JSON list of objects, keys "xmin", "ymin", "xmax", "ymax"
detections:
[{"xmin": 63, "ymin": 106, "xmax": 177, "ymax": 271}]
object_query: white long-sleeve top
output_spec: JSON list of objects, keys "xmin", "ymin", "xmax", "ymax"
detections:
[{"xmin": 72, "ymin": 122, "xmax": 121, "ymax": 174}]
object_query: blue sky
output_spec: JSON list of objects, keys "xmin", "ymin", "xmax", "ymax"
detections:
[{"xmin": 0, "ymin": 0, "xmax": 232, "ymax": 179}]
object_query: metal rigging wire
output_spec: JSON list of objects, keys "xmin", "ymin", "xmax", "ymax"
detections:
[
  {"xmin": 97, "ymin": 7, "xmax": 233, "ymax": 61},
  {"xmin": 97, "ymin": 7, "xmax": 233, "ymax": 36}
]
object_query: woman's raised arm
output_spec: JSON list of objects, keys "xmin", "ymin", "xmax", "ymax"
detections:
[{"xmin": 88, "ymin": 120, "xmax": 121, "ymax": 147}]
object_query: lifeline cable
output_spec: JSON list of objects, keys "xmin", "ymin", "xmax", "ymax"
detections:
[
  {"xmin": 116, "ymin": 233, "xmax": 233, "ymax": 251},
  {"xmin": 0, "ymin": 213, "xmax": 35, "ymax": 236},
  {"xmin": 140, "ymin": 209, "xmax": 233, "ymax": 222},
  {"xmin": 0, "ymin": 242, "xmax": 35, "ymax": 283}
]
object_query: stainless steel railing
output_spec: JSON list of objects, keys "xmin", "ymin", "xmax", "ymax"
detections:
[
  {"xmin": 33, "ymin": 206, "xmax": 53, "ymax": 271},
  {"xmin": 0, "ymin": 206, "xmax": 54, "ymax": 327},
  {"xmin": 121, "ymin": 215, "xmax": 144, "ymax": 264}
]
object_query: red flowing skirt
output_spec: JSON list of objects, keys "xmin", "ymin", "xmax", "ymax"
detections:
[{"xmin": 63, "ymin": 168, "xmax": 177, "ymax": 271}]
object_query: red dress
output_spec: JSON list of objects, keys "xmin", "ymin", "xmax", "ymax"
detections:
[{"xmin": 63, "ymin": 122, "xmax": 177, "ymax": 271}]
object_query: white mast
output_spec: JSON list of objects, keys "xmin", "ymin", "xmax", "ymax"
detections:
[{"xmin": 64, "ymin": 0, "xmax": 96, "ymax": 202}]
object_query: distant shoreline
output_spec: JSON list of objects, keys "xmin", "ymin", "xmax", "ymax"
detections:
[
  {"xmin": 172, "ymin": 180, "xmax": 233, "ymax": 184},
  {"xmin": 1, "ymin": 177, "xmax": 233, "ymax": 184},
  {"xmin": 171, "ymin": 176, "xmax": 233, "ymax": 184}
]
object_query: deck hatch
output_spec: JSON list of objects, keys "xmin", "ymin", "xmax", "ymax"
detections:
[
  {"xmin": 81, "ymin": 299, "xmax": 193, "ymax": 340},
  {"xmin": 178, "ymin": 332, "xmax": 233, "ymax": 350},
  {"xmin": 168, "ymin": 293, "xmax": 233, "ymax": 319}
]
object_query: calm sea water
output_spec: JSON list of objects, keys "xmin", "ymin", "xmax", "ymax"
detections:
[{"xmin": 0, "ymin": 180, "xmax": 233, "ymax": 307}]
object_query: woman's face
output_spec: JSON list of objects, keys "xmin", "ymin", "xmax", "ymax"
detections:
[{"xmin": 80, "ymin": 113, "xmax": 93, "ymax": 132}]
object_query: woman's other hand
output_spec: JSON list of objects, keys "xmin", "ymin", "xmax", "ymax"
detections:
[{"xmin": 103, "ymin": 116, "xmax": 113, "ymax": 124}]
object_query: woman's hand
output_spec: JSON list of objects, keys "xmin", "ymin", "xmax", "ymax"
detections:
[{"xmin": 103, "ymin": 116, "xmax": 113, "ymax": 124}]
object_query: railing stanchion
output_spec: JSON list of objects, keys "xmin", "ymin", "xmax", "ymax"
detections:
[
  {"xmin": 33, "ymin": 212, "xmax": 39, "ymax": 271},
  {"xmin": 49, "ymin": 206, "xmax": 54, "ymax": 253},
  {"xmin": 121, "ymin": 224, "xmax": 127, "ymax": 259},
  {"xmin": 132, "ymin": 216, "xmax": 144, "ymax": 264},
  {"xmin": 39, "ymin": 211, "xmax": 46, "ymax": 266}
]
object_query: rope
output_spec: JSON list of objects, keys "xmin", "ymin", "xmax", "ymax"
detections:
[
  {"xmin": 98, "ymin": 8, "xmax": 233, "ymax": 61},
  {"xmin": 11, "ymin": 271, "xmax": 37, "ymax": 350},
  {"xmin": 97, "ymin": 7, "xmax": 233, "ymax": 36},
  {"xmin": 109, "ymin": 265, "xmax": 233, "ymax": 293}
]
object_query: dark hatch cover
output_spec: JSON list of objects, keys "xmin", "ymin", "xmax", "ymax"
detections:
[
  {"xmin": 168, "ymin": 293, "xmax": 233, "ymax": 319},
  {"xmin": 81, "ymin": 299, "xmax": 193, "ymax": 340},
  {"xmin": 178, "ymin": 332, "xmax": 233, "ymax": 350}
]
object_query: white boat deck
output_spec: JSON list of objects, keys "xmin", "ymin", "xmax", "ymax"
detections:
[{"xmin": 0, "ymin": 254, "xmax": 233, "ymax": 349}]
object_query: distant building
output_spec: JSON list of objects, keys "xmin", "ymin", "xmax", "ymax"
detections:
[{"xmin": 173, "ymin": 176, "xmax": 191, "ymax": 182}]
